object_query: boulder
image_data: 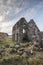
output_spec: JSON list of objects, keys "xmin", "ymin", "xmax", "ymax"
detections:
[
  {"xmin": 17, "ymin": 48, "xmax": 24, "ymax": 55},
  {"xmin": 15, "ymin": 44, "xmax": 20, "ymax": 49}
]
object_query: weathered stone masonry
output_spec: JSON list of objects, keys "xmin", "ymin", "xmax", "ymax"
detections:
[{"xmin": 12, "ymin": 17, "xmax": 41, "ymax": 45}]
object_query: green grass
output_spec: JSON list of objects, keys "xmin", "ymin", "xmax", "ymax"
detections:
[
  {"xmin": 0, "ymin": 52, "xmax": 43, "ymax": 65},
  {"xmin": 0, "ymin": 38, "xmax": 16, "ymax": 47},
  {"xmin": 0, "ymin": 39, "xmax": 43, "ymax": 65}
]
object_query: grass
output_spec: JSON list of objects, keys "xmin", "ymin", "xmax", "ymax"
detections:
[
  {"xmin": 0, "ymin": 52, "xmax": 42, "ymax": 65},
  {"xmin": 0, "ymin": 39, "xmax": 43, "ymax": 65},
  {"xmin": 0, "ymin": 38, "xmax": 16, "ymax": 47}
]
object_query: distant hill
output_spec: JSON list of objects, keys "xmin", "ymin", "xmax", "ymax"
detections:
[
  {"xmin": 0, "ymin": 32, "xmax": 8, "ymax": 39},
  {"xmin": 0, "ymin": 32, "xmax": 8, "ymax": 44}
]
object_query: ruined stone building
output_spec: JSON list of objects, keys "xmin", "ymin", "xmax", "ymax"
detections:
[{"xmin": 12, "ymin": 18, "xmax": 42, "ymax": 45}]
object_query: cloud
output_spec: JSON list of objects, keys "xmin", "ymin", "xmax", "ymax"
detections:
[
  {"xmin": 0, "ymin": 0, "xmax": 43, "ymax": 34},
  {"xmin": 0, "ymin": 0, "xmax": 42, "ymax": 22},
  {"xmin": 0, "ymin": 21, "xmax": 14, "ymax": 35},
  {"xmin": 0, "ymin": 0, "xmax": 26, "ymax": 22},
  {"xmin": 0, "ymin": 16, "xmax": 4, "ymax": 22},
  {"xmin": 0, "ymin": 0, "xmax": 26, "ymax": 34}
]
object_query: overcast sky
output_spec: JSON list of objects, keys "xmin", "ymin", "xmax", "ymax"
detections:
[{"xmin": 0, "ymin": 0, "xmax": 43, "ymax": 35}]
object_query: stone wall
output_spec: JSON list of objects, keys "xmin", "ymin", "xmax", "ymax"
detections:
[
  {"xmin": 27, "ymin": 19, "xmax": 41, "ymax": 44},
  {"xmin": 12, "ymin": 18, "xmax": 42, "ymax": 45},
  {"xmin": 12, "ymin": 18, "xmax": 28, "ymax": 43}
]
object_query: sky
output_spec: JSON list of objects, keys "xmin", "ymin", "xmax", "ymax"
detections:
[{"xmin": 0, "ymin": 0, "xmax": 43, "ymax": 35}]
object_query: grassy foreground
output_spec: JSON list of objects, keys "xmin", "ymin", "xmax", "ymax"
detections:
[
  {"xmin": 0, "ymin": 38, "xmax": 43, "ymax": 65},
  {"xmin": 0, "ymin": 51, "xmax": 43, "ymax": 65}
]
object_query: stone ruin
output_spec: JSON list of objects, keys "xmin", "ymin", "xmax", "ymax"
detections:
[{"xmin": 12, "ymin": 17, "xmax": 42, "ymax": 46}]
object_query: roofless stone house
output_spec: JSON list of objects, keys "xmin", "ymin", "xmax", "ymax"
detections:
[
  {"xmin": 12, "ymin": 18, "xmax": 28, "ymax": 43},
  {"xmin": 12, "ymin": 18, "xmax": 41, "ymax": 45}
]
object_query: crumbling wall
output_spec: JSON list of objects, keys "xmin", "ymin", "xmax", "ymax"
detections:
[
  {"xmin": 28, "ymin": 19, "xmax": 41, "ymax": 45},
  {"xmin": 12, "ymin": 18, "xmax": 41, "ymax": 45}
]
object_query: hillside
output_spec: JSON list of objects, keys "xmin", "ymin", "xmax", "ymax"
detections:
[{"xmin": 0, "ymin": 32, "xmax": 15, "ymax": 46}]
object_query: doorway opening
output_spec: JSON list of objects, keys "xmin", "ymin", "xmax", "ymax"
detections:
[{"xmin": 22, "ymin": 29, "xmax": 29, "ymax": 42}]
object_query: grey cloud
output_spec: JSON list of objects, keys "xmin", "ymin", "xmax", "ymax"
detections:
[
  {"xmin": 0, "ymin": 0, "xmax": 43, "ymax": 22},
  {"xmin": 0, "ymin": 0, "xmax": 39, "ymax": 22},
  {"xmin": 0, "ymin": 0, "xmax": 43, "ymax": 34},
  {"xmin": 0, "ymin": 0, "xmax": 26, "ymax": 22}
]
